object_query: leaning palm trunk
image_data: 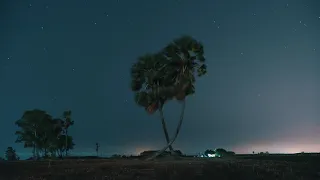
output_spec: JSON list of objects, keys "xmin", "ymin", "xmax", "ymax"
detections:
[
  {"xmin": 34, "ymin": 130, "xmax": 37, "ymax": 160},
  {"xmin": 159, "ymin": 106, "xmax": 175, "ymax": 155},
  {"xmin": 147, "ymin": 99, "xmax": 186, "ymax": 161},
  {"xmin": 65, "ymin": 130, "xmax": 68, "ymax": 156}
]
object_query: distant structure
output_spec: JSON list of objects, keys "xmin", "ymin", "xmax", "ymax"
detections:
[{"xmin": 95, "ymin": 143, "xmax": 100, "ymax": 156}]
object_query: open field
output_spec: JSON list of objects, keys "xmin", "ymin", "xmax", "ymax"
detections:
[{"xmin": 1, "ymin": 155, "xmax": 320, "ymax": 180}]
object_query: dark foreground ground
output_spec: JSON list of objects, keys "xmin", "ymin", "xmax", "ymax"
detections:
[{"xmin": 1, "ymin": 155, "xmax": 320, "ymax": 180}]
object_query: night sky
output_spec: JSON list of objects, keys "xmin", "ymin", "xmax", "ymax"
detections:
[{"xmin": 1, "ymin": 0, "xmax": 319, "ymax": 158}]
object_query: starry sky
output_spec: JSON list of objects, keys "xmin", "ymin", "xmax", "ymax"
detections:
[{"xmin": 1, "ymin": 0, "xmax": 319, "ymax": 158}]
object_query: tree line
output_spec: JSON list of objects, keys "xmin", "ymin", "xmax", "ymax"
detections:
[{"xmin": 5, "ymin": 109, "xmax": 75, "ymax": 160}]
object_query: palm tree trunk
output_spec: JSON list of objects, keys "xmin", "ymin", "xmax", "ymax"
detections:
[
  {"xmin": 147, "ymin": 99, "xmax": 186, "ymax": 161},
  {"xmin": 33, "ymin": 143, "xmax": 35, "ymax": 160},
  {"xmin": 34, "ymin": 130, "xmax": 37, "ymax": 160},
  {"xmin": 159, "ymin": 106, "xmax": 175, "ymax": 155}
]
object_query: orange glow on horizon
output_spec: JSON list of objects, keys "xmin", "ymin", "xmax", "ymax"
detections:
[{"xmin": 233, "ymin": 141, "xmax": 320, "ymax": 154}]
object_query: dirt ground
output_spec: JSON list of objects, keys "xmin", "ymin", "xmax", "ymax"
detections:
[{"xmin": 1, "ymin": 157, "xmax": 320, "ymax": 180}]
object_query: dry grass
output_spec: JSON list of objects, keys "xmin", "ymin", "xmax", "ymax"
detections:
[{"xmin": 0, "ymin": 157, "xmax": 319, "ymax": 180}]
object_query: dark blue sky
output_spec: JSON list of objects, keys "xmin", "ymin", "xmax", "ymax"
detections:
[{"xmin": 1, "ymin": 0, "xmax": 319, "ymax": 158}]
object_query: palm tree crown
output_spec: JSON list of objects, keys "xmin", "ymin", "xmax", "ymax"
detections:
[{"xmin": 131, "ymin": 35, "xmax": 207, "ymax": 113}]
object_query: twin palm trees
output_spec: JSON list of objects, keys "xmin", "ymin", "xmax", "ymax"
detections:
[{"xmin": 130, "ymin": 35, "xmax": 207, "ymax": 160}]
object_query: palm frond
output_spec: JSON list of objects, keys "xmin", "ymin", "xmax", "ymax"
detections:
[{"xmin": 130, "ymin": 35, "xmax": 207, "ymax": 113}]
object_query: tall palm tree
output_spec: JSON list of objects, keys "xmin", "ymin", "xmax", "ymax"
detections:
[
  {"xmin": 131, "ymin": 54, "xmax": 175, "ymax": 154},
  {"xmin": 131, "ymin": 35, "xmax": 207, "ymax": 160},
  {"xmin": 146, "ymin": 36, "xmax": 207, "ymax": 160}
]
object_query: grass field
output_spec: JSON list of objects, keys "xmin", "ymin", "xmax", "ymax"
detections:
[{"xmin": 1, "ymin": 154, "xmax": 320, "ymax": 180}]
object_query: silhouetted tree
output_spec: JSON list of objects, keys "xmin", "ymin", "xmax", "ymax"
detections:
[
  {"xmin": 131, "ymin": 35, "xmax": 207, "ymax": 160},
  {"xmin": 111, "ymin": 154, "xmax": 122, "ymax": 158},
  {"xmin": 51, "ymin": 135, "xmax": 75, "ymax": 158},
  {"xmin": 15, "ymin": 109, "xmax": 53, "ymax": 159},
  {"xmin": 227, "ymin": 151, "xmax": 235, "ymax": 156},
  {"xmin": 15, "ymin": 109, "xmax": 75, "ymax": 159},
  {"xmin": 96, "ymin": 143, "xmax": 100, "ymax": 156},
  {"xmin": 215, "ymin": 148, "xmax": 228, "ymax": 157},
  {"xmin": 62, "ymin": 110, "xmax": 74, "ymax": 156},
  {"xmin": 130, "ymin": 53, "xmax": 175, "ymax": 154},
  {"xmin": 5, "ymin": 147, "xmax": 19, "ymax": 161}
]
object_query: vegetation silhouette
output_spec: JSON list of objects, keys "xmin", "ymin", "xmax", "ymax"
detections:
[
  {"xmin": 2, "ymin": 35, "xmax": 319, "ymax": 180},
  {"xmin": 14, "ymin": 109, "xmax": 75, "ymax": 159},
  {"xmin": 5, "ymin": 147, "xmax": 19, "ymax": 161},
  {"xmin": 130, "ymin": 35, "xmax": 207, "ymax": 160}
]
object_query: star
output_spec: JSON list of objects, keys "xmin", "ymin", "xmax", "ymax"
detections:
[
  {"xmin": 258, "ymin": 94, "xmax": 261, "ymax": 97},
  {"xmin": 72, "ymin": 68, "xmax": 75, "ymax": 71},
  {"xmin": 41, "ymin": 26, "xmax": 44, "ymax": 30}
]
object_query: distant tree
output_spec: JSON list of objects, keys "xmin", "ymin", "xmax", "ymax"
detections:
[
  {"xmin": 257, "ymin": 151, "xmax": 269, "ymax": 155},
  {"xmin": 15, "ymin": 109, "xmax": 74, "ymax": 159},
  {"xmin": 111, "ymin": 154, "xmax": 122, "ymax": 158},
  {"xmin": 50, "ymin": 135, "xmax": 75, "ymax": 158},
  {"xmin": 215, "ymin": 148, "xmax": 227, "ymax": 155},
  {"xmin": 226, "ymin": 151, "xmax": 235, "ymax": 156},
  {"xmin": 130, "ymin": 35, "xmax": 207, "ymax": 160},
  {"xmin": 96, "ymin": 143, "xmax": 100, "ymax": 156},
  {"xmin": 5, "ymin": 147, "xmax": 19, "ymax": 161},
  {"xmin": 15, "ymin": 109, "xmax": 53, "ymax": 159},
  {"xmin": 62, "ymin": 110, "xmax": 74, "ymax": 156},
  {"xmin": 47, "ymin": 118, "xmax": 66, "ymax": 158}
]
